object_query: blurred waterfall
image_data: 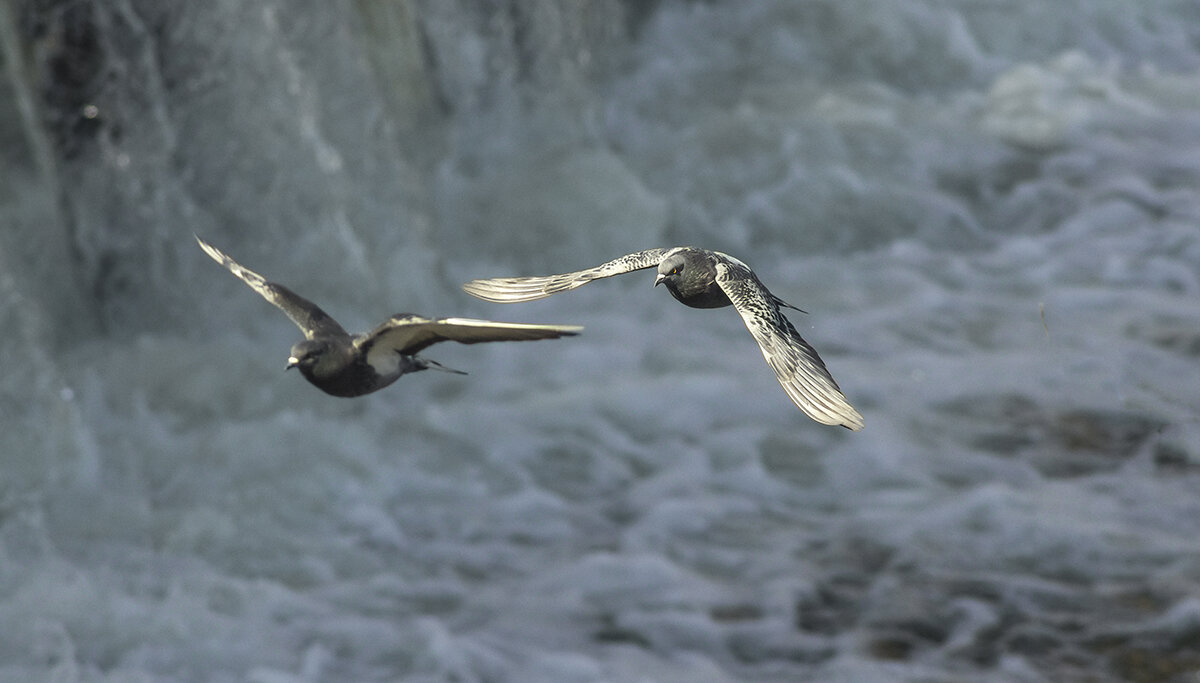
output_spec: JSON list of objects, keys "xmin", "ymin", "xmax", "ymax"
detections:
[{"xmin": 0, "ymin": 0, "xmax": 637, "ymax": 341}]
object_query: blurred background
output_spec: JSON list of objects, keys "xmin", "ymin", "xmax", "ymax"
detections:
[{"xmin": 2, "ymin": 1, "xmax": 1199, "ymax": 681}]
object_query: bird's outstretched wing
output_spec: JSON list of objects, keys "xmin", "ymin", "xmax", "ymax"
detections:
[
  {"xmin": 358, "ymin": 315, "xmax": 583, "ymax": 357},
  {"xmin": 195, "ymin": 235, "xmax": 349, "ymax": 340},
  {"xmin": 461, "ymin": 248, "xmax": 676, "ymax": 302},
  {"xmin": 714, "ymin": 259, "xmax": 864, "ymax": 430}
]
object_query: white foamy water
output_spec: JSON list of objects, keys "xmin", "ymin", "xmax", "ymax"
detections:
[{"xmin": 2, "ymin": 2, "xmax": 1199, "ymax": 681}]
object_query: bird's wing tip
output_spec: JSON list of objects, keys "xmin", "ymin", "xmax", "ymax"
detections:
[{"xmin": 194, "ymin": 234, "xmax": 229, "ymax": 264}]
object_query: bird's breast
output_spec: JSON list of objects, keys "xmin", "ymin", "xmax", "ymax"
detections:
[
  {"xmin": 667, "ymin": 281, "xmax": 732, "ymax": 309},
  {"xmin": 298, "ymin": 357, "xmax": 401, "ymax": 397}
]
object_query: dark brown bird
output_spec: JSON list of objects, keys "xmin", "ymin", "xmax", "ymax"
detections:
[{"xmin": 197, "ymin": 236, "xmax": 582, "ymax": 397}]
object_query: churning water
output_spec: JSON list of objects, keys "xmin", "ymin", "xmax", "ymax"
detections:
[{"xmin": 2, "ymin": 2, "xmax": 1199, "ymax": 681}]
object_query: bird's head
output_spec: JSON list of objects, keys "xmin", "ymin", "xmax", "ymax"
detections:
[
  {"xmin": 654, "ymin": 253, "xmax": 688, "ymax": 289},
  {"xmin": 286, "ymin": 339, "xmax": 330, "ymax": 373}
]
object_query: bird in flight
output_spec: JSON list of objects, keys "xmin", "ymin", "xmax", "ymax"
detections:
[
  {"xmin": 463, "ymin": 247, "xmax": 863, "ymax": 430},
  {"xmin": 197, "ymin": 236, "xmax": 582, "ymax": 397}
]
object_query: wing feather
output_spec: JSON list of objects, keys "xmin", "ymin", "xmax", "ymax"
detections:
[
  {"xmin": 461, "ymin": 248, "xmax": 676, "ymax": 303},
  {"xmin": 196, "ymin": 236, "xmax": 348, "ymax": 340},
  {"xmin": 714, "ymin": 260, "xmax": 864, "ymax": 430},
  {"xmin": 358, "ymin": 315, "xmax": 582, "ymax": 357}
]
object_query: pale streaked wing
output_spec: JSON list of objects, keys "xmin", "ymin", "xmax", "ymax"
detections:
[
  {"xmin": 461, "ymin": 248, "xmax": 677, "ymax": 303},
  {"xmin": 195, "ymin": 235, "xmax": 348, "ymax": 340},
  {"xmin": 358, "ymin": 315, "xmax": 583, "ymax": 356},
  {"xmin": 714, "ymin": 260, "xmax": 864, "ymax": 430}
]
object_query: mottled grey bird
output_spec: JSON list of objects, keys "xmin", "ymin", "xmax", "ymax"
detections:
[
  {"xmin": 463, "ymin": 247, "xmax": 863, "ymax": 430},
  {"xmin": 197, "ymin": 236, "xmax": 582, "ymax": 397}
]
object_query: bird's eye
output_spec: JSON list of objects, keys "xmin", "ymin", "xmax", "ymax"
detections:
[{"xmin": 670, "ymin": 267, "xmax": 680, "ymax": 275}]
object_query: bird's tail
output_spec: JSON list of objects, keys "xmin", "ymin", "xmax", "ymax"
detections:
[
  {"xmin": 418, "ymin": 357, "xmax": 468, "ymax": 375},
  {"xmin": 773, "ymin": 294, "xmax": 807, "ymax": 314}
]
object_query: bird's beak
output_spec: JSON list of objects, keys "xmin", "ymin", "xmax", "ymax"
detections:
[
  {"xmin": 286, "ymin": 357, "xmax": 300, "ymax": 371},
  {"xmin": 654, "ymin": 273, "xmax": 665, "ymax": 287}
]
